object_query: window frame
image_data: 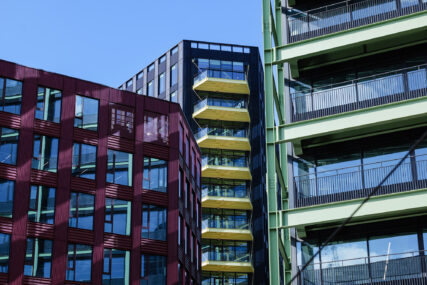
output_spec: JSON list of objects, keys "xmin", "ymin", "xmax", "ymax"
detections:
[
  {"xmin": 69, "ymin": 191, "xmax": 94, "ymax": 230},
  {"xmin": 106, "ymin": 149, "xmax": 133, "ymax": 186},
  {"xmin": 0, "ymin": 77, "xmax": 22, "ymax": 115},
  {"xmin": 32, "ymin": 134, "xmax": 59, "ymax": 173},
  {"xmin": 66, "ymin": 243, "xmax": 93, "ymax": 282},
  {"xmin": 35, "ymin": 86, "xmax": 62, "ymax": 123},
  {"xmin": 28, "ymin": 185, "xmax": 56, "ymax": 224},
  {"xmin": 74, "ymin": 95, "xmax": 99, "ymax": 131},
  {"xmin": 72, "ymin": 142, "xmax": 97, "ymax": 180},
  {"xmin": 141, "ymin": 204, "xmax": 167, "ymax": 241},
  {"xmin": 104, "ymin": 198, "xmax": 131, "ymax": 236},
  {"xmin": 143, "ymin": 157, "xmax": 168, "ymax": 193}
]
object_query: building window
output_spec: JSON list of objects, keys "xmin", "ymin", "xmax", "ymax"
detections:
[
  {"xmin": 144, "ymin": 112, "xmax": 169, "ymax": 144},
  {"xmin": 66, "ymin": 243, "xmax": 92, "ymax": 282},
  {"xmin": 137, "ymin": 72, "xmax": 144, "ymax": 80},
  {"xmin": 0, "ymin": 77, "xmax": 22, "ymax": 115},
  {"xmin": 24, "ymin": 238, "xmax": 52, "ymax": 278},
  {"xmin": 143, "ymin": 157, "xmax": 168, "ymax": 192},
  {"xmin": 159, "ymin": 72, "xmax": 165, "ymax": 94},
  {"xmin": 179, "ymin": 169, "xmax": 183, "ymax": 198},
  {"xmin": 185, "ymin": 136, "xmax": 190, "ymax": 165},
  {"xmin": 69, "ymin": 192, "xmax": 94, "ymax": 230},
  {"xmin": 179, "ymin": 124, "xmax": 183, "ymax": 154},
  {"xmin": 110, "ymin": 104, "xmax": 134, "ymax": 138},
  {"xmin": 35, "ymin": 87, "xmax": 62, "ymax": 123},
  {"xmin": 170, "ymin": 91, "xmax": 177, "ymax": 103},
  {"xmin": 0, "ymin": 233, "xmax": 10, "ymax": 273},
  {"xmin": 28, "ymin": 185, "xmax": 55, "ymax": 224},
  {"xmin": 148, "ymin": 64, "xmax": 154, "ymax": 72},
  {"xmin": 147, "ymin": 80, "xmax": 154, "ymax": 97},
  {"xmin": 126, "ymin": 79, "xmax": 133, "ymax": 88},
  {"xmin": 184, "ymin": 225, "xmax": 188, "ymax": 254},
  {"xmin": 32, "ymin": 135, "xmax": 58, "ymax": 172},
  {"xmin": 137, "ymin": 88, "xmax": 143, "ymax": 95},
  {"xmin": 72, "ymin": 142, "xmax": 97, "ymax": 180},
  {"xmin": 141, "ymin": 254, "xmax": 166, "ymax": 285},
  {"xmin": 185, "ymin": 180, "xmax": 189, "ymax": 208},
  {"xmin": 105, "ymin": 198, "xmax": 131, "ymax": 236},
  {"xmin": 107, "ymin": 149, "xmax": 133, "ymax": 186},
  {"xmin": 178, "ymin": 215, "xmax": 182, "ymax": 246},
  {"xmin": 0, "ymin": 179, "xmax": 14, "ymax": 218},
  {"xmin": 159, "ymin": 55, "xmax": 166, "ymax": 64},
  {"xmin": 170, "ymin": 64, "xmax": 178, "ymax": 87},
  {"xmin": 0, "ymin": 127, "xmax": 19, "ymax": 165},
  {"xmin": 102, "ymin": 249, "xmax": 130, "ymax": 285},
  {"xmin": 74, "ymin": 95, "xmax": 99, "ymax": 131},
  {"xmin": 171, "ymin": 46, "xmax": 178, "ymax": 55},
  {"xmin": 192, "ymin": 149, "xmax": 196, "ymax": 177},
  {"xmin": 142, "ymin": 204, "xmax": 167, "ymax": 241}
]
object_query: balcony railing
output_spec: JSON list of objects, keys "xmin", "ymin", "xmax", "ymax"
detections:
[
  {"xmin": 202, "ymin": 217, "xmax": 250, "ymax": 231},
  {"xmin": 194, "ymin": 97, "xmax": 247, "ymax": 113},
  {"xmin": 294, "ymin": 154, "xmax": 427, "ymax": 207},
  {"xmin": 287, "ymin": 0, "xmax": 427, "ymax": 43},
  {"xmin": 194, "ymin": 69, "xmax": 247, "ymax": 85},
  {"xmin": 299, "ymin": 251, "xmax": 427, "ymax": 284},
  {"xmin": 291, "ymin": 64, "xmax": 427, "ymax": 122},
  {"xmin": 202, "ymin": 184, "xmax": 250, "ymax": 199},
  {"xmin": 202, "ymin": 250, "xmax": 251, "ymax": 263},
  {"xmin": 195, "ymin": 127, "xmax": 248, "ymax": 140},
  {"xmin": 202, "ymin": 155, "xmax": 249, "ymax": 168}
]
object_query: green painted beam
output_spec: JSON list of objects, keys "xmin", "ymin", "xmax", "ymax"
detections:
[
  {"xmin": 278, "ymin": 96, "xmax": 427, "ymax": 148},
  {"xmin": 282, "ymin": 188, "xmax": 427, "ymax": 234},
  {"xmin": 274, "ymin": 11, "xmax": 427, "ymax": 77}
]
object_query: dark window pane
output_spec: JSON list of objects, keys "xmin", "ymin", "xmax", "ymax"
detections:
[
  {"xmin": 69, "ymin": 192, "xmax": 94, "ymax": 230},
  {"xmin": 67, "ymin": 243, "xmax": 92, "ymax": 282},
  {"xmin": 0, "ymin": 127, "xmax": 18, "ymax": 165},
  {"xmin": 107, "ymin": 149, "xmax": 133, "ymax": 186},
  {"xmin": 35, "ymin": 87, "xmax": 62, "ymax": 123},
  {"xmin": 104, "ymin": 198, "xmax": 131, "ymax": 236},
  {"xmin": 32, "ymin": 135, "xmax": 58, "ymax": 172},
  {"xmin": 0, "ymin": 179, "xmax": 14, "ymax": 218},
  {"xmin": 72, "ymin": 143, "xmax": 97, "ymax": 179},
  {"xmin": 74, "ymin": 95, "xmax": 99, "ymax": 131},
  {"xmin": 0, "ymin": 233, "xmax": 10, "ymax": 273},
  {"xmin": 24, "ymin": 238, "xmax": 52, "ymax": 278},
  {"xmin": 141, "ymin": 254, "xmax": 166, "ymax": 285},
  {"xmin": 141, "ymin": 204, "xmax": 167, "ymax": 241},
  {"xmin": 2, "ymin": 78, "xmax": 22, "ymax": 114},
  {"xmin": 143, "ymin": 157, "xmax": 168, "ymax": 192},
  {"xmin": 28, "ymin": 185, "xmax": 55, "ymax": 224}
]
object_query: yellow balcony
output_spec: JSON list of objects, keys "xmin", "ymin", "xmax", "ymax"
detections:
[
  {"xmin": 202, "ymin": 260, "xmax": 254, "ymax": 273},
  {"xmin": 192, "ymin": 105, "xmax": 250, "ymax": 123},
  {"xmin": 193, "ymin": 70, "xmax": 250, "ymax": 95},
  {"xmin": 202, "ymin": 196, "xmax": 252, "ymax": 210},
  {"xmin": 202, "ymin": 228, "xmax": 253, "ymax": 241},
  {"xmin": 197, "ymin": 135, "xmax": 251, "ymax": 151},
  {"xmin": 202, "ymin": 165, "xmax": 252, "ymax": 180}
]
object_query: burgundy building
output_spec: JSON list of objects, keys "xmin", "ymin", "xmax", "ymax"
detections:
[{"xmin": 0, "ymin": 59, "xmax": 201, "ymax": 285}]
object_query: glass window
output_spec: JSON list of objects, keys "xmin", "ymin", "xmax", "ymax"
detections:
[
  {"xmin": 0, "ymin": 78, "xmax": 22, "ymax": 115},
  {"xmin": 179, "ymin": 169, "xmax": 183, "ymax": 198},
  {"xmin": 67, "ymin": 243, "xmax": 92, "ymax": 282},
  {"xmin": 369, "ymin": 233, "xmax": 419, "ymax": 262},
  {"xmin": 32, "ymin": 135, "xmax": 58, "ymax": 172},
  {"xmin": 126, "ymin": 80, "xmax": 133, "ymax": 88},
  {"xmin": 137, "ymin": 72, "xmax": 143, "ymax": 80},
  {"xmin": 179, "ymin": 124, "xmax": 183, "ymax": 154},
  {"xmin": 35, "ymin": 87, "xmax": 62, "ymax": 123},
  {"xmin": 110, "ymin": 105, "xmax": 134, "ymax": 137},
  {"xmin": 105, "ymin": 198, "xmax": 131, "ymax": 236},
  {"xmin": 72, "ymin": 143, "xmax": 97, "ymax": 180},
  {"xmin": 170, "ymin": 91, "xmax": 177, "ymax": 103},
  {"xmin": 147, "ymin": 81, "xmax": 154, "ymax": 97},
  {"xmin": 143, "ymin": 157, "xmax": 168, "ymax": 192},
  {"xmin": 24, "ymin": 238, "xmax": 52, "ymax": 278},
  {"xmin": 0, "ymin": 233, "xmax": 10, "ymax": 273},
  {"xmin": 28, "ymin": 185, "xmax": 55, "ymax": 224},
  {"xmin": 107, "ymin": 149, "xmax": 133, "ymax": 186},
  {"xmin": 103, "ymin": 248, "xmax": 130, "ymax": 285},
  {"xmin": 69, "ymin": 192, "xmax": 94, "ymax": 230},
  {"xmin": 171, "ymin": 64, "xmax": 178, "ymax": 86},
  {"xmin": 321, "ymin": 239, "xmax": 368, "ymax": 267},
  {"xmin": 74, "ymin": 95, "xmax": 99, "ymax": 131},
  {"xmin": 185, "ymin": 137, "xmax": 190, "ymax": 165},
  {"xmin": 178, "ymin": 215, "xmax": 182, "ymax": 245},
  {"xmin": 142, "ymin": 204, "xmax": 167, "ymax": 241},
  {"xmin": 148, "ymin": 64, "xmax": 154, "ymax": 72},
  {"xmin": 159, "ymin": 73, "xmax": 165, "ymax": 94},
  {"xmin": 0, "ymin": 179, "xmax": 14, "ymax": 218},
  {"xmin": 141, "ymin": 254, "xmax": 166, "ymax": 285},
  {"xmin": 144, "ymin": 112, "xmax": 169, "ymax": 144},
  {"xmin": 159, "ymin": 55, "xmax": 166, "ymax": 64},
  {"xmin": 137, "ymin": 88, "xmax": 143, "ymax": 95},
  {"xmin": 0, "ymin": 127, "xmax": 19, "ymax": 165},
  {"xmin": 171, "ymin": 46, "xmax": 178, "ymax": 55}
]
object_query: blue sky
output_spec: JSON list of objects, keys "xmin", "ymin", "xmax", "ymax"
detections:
[{"xmin": 0, "ymin": 0, "xmax": 262, "ymax": 87}]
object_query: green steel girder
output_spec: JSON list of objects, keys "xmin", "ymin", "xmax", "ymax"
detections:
[{"xmin": 262, "ymin": 0, "xmax": 291, "ymax": 284}]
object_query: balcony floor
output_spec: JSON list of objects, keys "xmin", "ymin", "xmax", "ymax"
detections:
[
  {"xmin": 202, "ymin": 165, "xmax": 252, "ymax": 180},
  {"xmin": 202, "ymin": 228, "xmax": 253, "ymax": 241},
  {"xmin": 202, "ymin": 260, "xmax": 254, "ymax": 273},
  {"xmin": 193, "ymin": 77, "xmax": 250, "ymax": 95},
  {"xmin": 197, "ymin": 135, "xmax": 251, "ymax": 151},
  {"xmin": 193, "ymin": 105, "xmax": 250, "ymax": 122},
  {"xmin": 202, "ymin": 196, "xmax": 252, "ymax": 210}
]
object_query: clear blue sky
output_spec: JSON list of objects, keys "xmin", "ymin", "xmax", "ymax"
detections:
[{"xmin": 0, "ymin": 0, "xmax": 263, "ymax": 87}]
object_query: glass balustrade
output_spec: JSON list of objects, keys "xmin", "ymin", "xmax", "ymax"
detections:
[
  {"xmin": 202, "ymin": 154, "xmax": 249, "ymax": 168},
  {"xmin": 195, "ymin": 127, "xmax": 248, "ymax": 140},
  {"xmin": 194, "ymin": 69, "xmax": 247, "ymax": 85},
  {"xmin": 194, "ymin": 97, "xmax": 247, "ymax": 113}
]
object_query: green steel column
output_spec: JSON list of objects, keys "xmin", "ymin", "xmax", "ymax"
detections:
[{"xmin": 262, "ymin": 0, "xmax": 291, "ymax": 284}]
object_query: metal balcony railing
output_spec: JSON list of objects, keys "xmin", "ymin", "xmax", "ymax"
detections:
[
  {"xmin": 294, "ymin": 154, "xmax": 427, "ymax": 207},
  {"xmin": 194, "ymin": 127, "xmax": 248, "ymax": 140},
  {"xmin": 194, "ymin": 69, "xmax": 247, "ymax": 85},
  {"xmin": 287, "ymin": 0, "xmax": 427, "ymax": 43},
  {"xmin": 299, "ymin": 251, "xmax": 427, "ymax": 284},
  {"xmin": 202, "ymin": 249, "xmax": 252, "ymax": 263},
  {"xmin": 291, "ymin": 64, "xmax": 427, "ymax": 122},
  {"xmin": 193, "ymin": 97, "xmax": 247, "ymax": 113}
]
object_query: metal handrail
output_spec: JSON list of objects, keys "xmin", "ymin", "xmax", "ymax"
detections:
[
  {"xmin": 202, "ymin": 184, "xmax": 251, "ymax": 200},
  {"xmin": 193, "ymin": 97, "xmax": 247, "ymax": 113},
  {"xmin": 202, "ymin": 154, "xmax": 250, "ymax": 168},
  {"xmin": 194, "ymin": 127, "xmax": 248, "ymax": 140},
  {"xmin": 287, "ymin": 0, "xmax": 427, "ymax": 43},
  {"xmin": 291, "ymin": 64, "xmax": 427, "ymax": 121}
]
